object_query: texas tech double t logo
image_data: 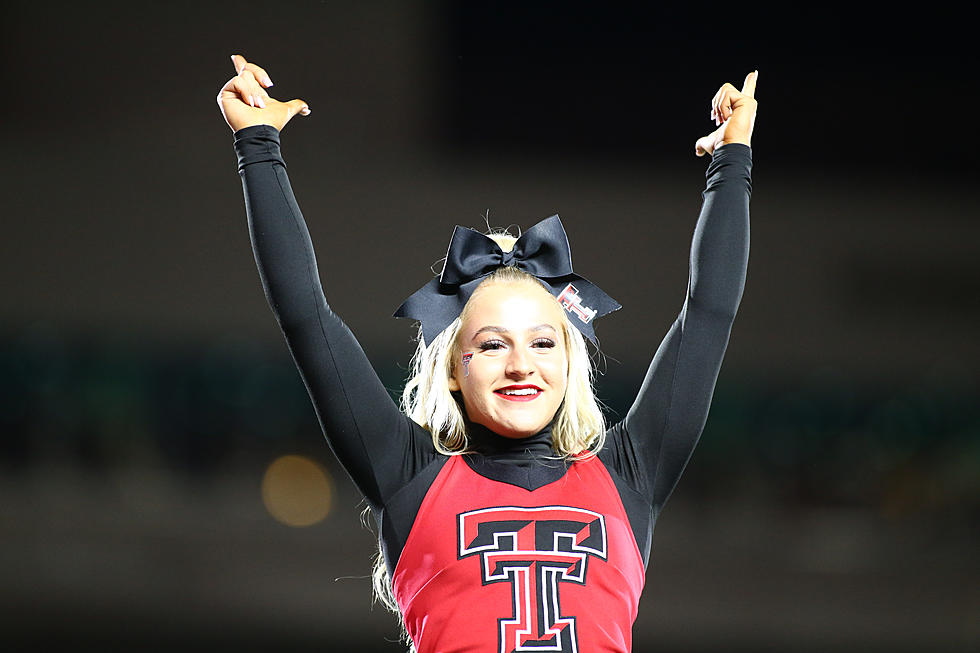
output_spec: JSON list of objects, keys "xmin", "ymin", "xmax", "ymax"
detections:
[{"xmin": 457, "ymin": 506, "xmax": 608, "ymax": 652}]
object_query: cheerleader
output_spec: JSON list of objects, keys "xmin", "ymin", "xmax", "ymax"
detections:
[{"xmin": 219, "ymin": 54, "xmax": 757, "ymax": 651}]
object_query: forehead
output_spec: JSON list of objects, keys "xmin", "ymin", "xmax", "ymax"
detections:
[{"xmin": 462, "ymin": 282, "xmax": 564, "ymax": 333}]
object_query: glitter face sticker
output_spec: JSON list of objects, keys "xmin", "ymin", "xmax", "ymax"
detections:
[{"xmin": 461, "ymin": 352, "xmax": 473, "ymax": 377}]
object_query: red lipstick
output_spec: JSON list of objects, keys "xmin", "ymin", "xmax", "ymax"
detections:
[{"xmin": 493, "ymin": 384, "xmax": 543, "ymax": 402}]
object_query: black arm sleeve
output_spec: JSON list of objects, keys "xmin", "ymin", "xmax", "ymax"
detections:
[
  {"xmin": 234, "ymin": 125, "xmax": 436, "ymax": 510},
  {"xmin": 600, "ymin": 143, "xmax": 752, "ymax": 514}
]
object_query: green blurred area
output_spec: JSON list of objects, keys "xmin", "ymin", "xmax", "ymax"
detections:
[{"xmin": 4, "ymin": 326, "xmax": 976, "ymax": 520}]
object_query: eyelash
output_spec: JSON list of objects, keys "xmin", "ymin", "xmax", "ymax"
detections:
[{"xmin": 479, "ymin": 338, "xmax": 556, "ymax": 351}]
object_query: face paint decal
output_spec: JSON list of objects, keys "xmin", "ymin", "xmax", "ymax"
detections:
[{"xmin": 461, "ymin": 352, "xmax": 473, "ymax": 377}]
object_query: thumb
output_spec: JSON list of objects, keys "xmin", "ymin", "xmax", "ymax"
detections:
[
  {"xmin": 694, "ymin": 133, "xmax": 714, "ymax": 157},
  {"xmin": 694, "ymin": 124, "xmax": 724, "ymax": 157},
  {"xmin": 741, "ymin": 70, "xmax": 758, "ymax": 98},
  {"xmin": 285, "ymin": 99, "xmax": 311, "ymax": 117},
  {"xmin": 279, "ymin": 99, "xmax": 311, "ymax": 129}
]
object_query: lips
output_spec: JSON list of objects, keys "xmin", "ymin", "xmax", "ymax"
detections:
[{"xmin": 494, "ymin": 384, "xmax": 543, "ymax": 402}]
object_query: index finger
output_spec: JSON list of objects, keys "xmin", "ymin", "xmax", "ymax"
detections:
[
  {"xmin": 741, "ymin": 70, "xmax": 758, "ymax": 98},
  {"xmin": 230, "ymin": 54, "xmax": 273, "ymax": 87}
]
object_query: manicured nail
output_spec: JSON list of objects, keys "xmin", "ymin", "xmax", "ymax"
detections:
[
  {"xmin": 301, "ymin": 106, "xmax": 311, "ymax": 116},
  {"xmin": 248, "ymin": 94, "xmax": 254, "ymax": 107},
  {"xmin": 263, "ymin": 76, "xmax": 273, "ymax": 87},
  {"xmin": 256, "ymin": 95, "xmax": 266, "ymax": 109}
]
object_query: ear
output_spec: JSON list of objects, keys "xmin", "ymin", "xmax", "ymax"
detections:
[{"xmin": 448, "ymin": 367, "xmax": 460, "ymax": 391}]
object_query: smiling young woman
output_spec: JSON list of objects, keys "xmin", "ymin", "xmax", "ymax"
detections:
[
  {"xmin": 449, "ymin": 279, "xmax": 570, "ymax": 439},
  {"xmin": 220, "ymin": 54, "xmax": 757, "ymax": 652},
  {"xmin": 400, "ymin": 261, "xmax": 605, "ymax": 461}
]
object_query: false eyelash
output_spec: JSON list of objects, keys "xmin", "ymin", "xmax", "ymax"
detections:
[{"xmin": 479, "ymin": 338, "xmax": 556, "ymax": 351}]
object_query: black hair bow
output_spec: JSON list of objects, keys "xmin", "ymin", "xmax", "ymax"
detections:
[{"xmin": 393, "ymin": 215, "xmax": 620, "ymax": 345}]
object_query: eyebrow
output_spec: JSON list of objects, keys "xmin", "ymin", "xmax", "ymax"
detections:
[{"xmin": 473, "ymin": 324, "xmax": 557, "ymax": 337}]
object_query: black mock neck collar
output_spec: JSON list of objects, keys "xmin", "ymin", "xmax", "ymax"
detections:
[
  {"xmin": 465, "ymin": 418, "xmax": 556, "ymax": 460},
  {"xmin": 456, "ymin": 402, "xmax": 569, "ymax": 490}
]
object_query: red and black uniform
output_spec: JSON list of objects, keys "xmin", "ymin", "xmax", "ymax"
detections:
[{"xmin": 234, "ymin": 125, "xmax": 752, "ymax": 651}]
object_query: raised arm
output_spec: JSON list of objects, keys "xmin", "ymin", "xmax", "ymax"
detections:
[
  {"xmin": 219, "ymin": 56, "xmax": 435, "ymax": 509},
  {"xmin": 602, "ymin": 72, "xmax": 757, "ymax": 513}
]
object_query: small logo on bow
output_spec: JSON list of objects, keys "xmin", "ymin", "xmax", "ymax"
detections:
[{"xmin": 557, "ymin": 284, "xmax": 597, "ymax": 324}]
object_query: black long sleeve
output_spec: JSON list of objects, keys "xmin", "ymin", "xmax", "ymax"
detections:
[
  {"xmin": 599, "ymin": 144, "xmax": 752, "ymax": 523},
  {"xmin": 235, "ymin": 124, "xmax": 438, "ymax": 511}
]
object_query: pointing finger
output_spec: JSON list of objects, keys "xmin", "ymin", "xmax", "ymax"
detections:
[
  {"xmin": 231, "ymin": 55, "xmax": 274, "ymax": 87},
  {"xmin": 741, "ymin": 70, "xmax": 758, "ymax": 98},
  {"xmin": 231, "ymin": 54, "xmax": 248, "ymax": 75}
]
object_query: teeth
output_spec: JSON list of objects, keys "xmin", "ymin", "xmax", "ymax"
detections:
[{"xmin": 500, "ymin": 388, "xmax": 539, "ymax": 396}]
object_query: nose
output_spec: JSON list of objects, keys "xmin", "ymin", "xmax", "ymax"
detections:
[{"xmin": 505, "ymin": 347, "xmax": 533, "ymax": 379}]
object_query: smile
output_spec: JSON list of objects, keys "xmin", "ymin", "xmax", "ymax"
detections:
[{"xmin": 494, "ymin": 385, "xmax": 543, "ymax": 402}]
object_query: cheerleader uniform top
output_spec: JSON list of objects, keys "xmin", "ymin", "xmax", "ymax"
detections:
[{"xmin": 233, "ymin": 125, "xmax": 752, "ymax": 652}]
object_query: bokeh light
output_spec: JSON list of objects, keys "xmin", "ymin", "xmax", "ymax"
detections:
[{"xmin": 261, "ymin": 454, "xmax": 333, "ymax": 527}]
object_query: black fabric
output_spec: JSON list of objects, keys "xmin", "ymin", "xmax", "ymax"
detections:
[
  {"xmin": 461, "ymin": 418, "xmax": 571, "ymax": 491},
  {"xmin": 393, "ymin": 214, "xmax": 621, "ymax": 345},
  {"xmin": 233, "ymin": 124, "xmax": 752, "ymax": 575}
]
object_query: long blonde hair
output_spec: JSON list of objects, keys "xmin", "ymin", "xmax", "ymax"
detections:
[{"xmin": 373, "ymin": 233, "xmax": 607, "ymax": 647}]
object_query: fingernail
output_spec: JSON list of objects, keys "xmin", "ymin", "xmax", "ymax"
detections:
[
  {"xmin": 263, "ymin": 76, "xmax": 273, "ymax": 87},
  {"xmin": 257, "ymin": 96, "xmax": 266, "ymax": 109},
  {"xmin": 248, "ymin": 94, "xmax": 254, "ymax": 107},
  {"xmin": 301, "ymin": 106, "xmax": 311, "ymax": 116}
]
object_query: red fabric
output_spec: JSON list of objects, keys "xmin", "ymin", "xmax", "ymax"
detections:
[{"xmin": 393, "ymin": 454, "xmax": 645, "ymax": 652}]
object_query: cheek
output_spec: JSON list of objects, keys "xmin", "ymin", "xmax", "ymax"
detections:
[{"xmin": 540, "ymin": 352, "xmax": 569, "ymax": 389}]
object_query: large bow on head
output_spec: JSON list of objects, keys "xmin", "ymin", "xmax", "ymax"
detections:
[{"xmin": 394, "ymin": 215, "xmax": 620, "ymax": 345}]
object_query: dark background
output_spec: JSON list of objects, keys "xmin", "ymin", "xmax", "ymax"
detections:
[{"xmin": 1, "ymin": 2, "xmax": 976, "ymax": 651}]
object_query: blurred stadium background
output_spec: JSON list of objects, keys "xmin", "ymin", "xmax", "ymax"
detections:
[{"xmin": 1, "ymin": 2, "xmax": 976, "ymax": 651}]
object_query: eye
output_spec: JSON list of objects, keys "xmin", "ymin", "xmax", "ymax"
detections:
[
  {"xmin": 479, "ymin": 339, "xmax": 506, "ymax": 351},
  {"xmin": 531, "ymin": 338, "xmax": 556, "ymax": 349}
]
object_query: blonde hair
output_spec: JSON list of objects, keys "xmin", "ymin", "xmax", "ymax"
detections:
[{"xmin": 373, "ymin": 232, "xmax": 607, "ymax": 648}]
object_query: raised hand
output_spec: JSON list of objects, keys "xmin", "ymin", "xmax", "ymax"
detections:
[
  {"xmin": 217, "ymin": 54, "xmax": 311, "ymax": 133},
  {"xmin": 695, "ymin": 71, "xmax": 758, "ymax": 157}
]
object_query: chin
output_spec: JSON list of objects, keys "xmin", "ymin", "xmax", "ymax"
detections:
[
  {"xmin": 497, "ymin": 428, "xmax": 536, "ymax": 440},
  {"xmin": 492, "ymin": 419, "xmax": 548, "ymax": 439}
]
